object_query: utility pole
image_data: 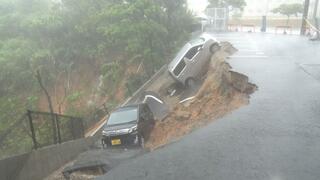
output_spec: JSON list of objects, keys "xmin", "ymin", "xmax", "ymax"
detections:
[
  {"xmin": 261, "ymin": 0, "xmax": 270, "ymax": 32},
  {"xmin": 313, "ymin": 0, "xmax": 319, "ymax": 37},
  {"xmin": 300, "ymin": 0, "xmax": 310, "ymax": 35}
]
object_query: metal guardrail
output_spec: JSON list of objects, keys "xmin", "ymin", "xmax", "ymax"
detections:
[{"xmin": 122, "ymin": 65, "xmax": 168, "ymax": 106}]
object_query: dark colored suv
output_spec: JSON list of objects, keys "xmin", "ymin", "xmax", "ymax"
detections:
[{"xmin": 101, "ymin": 104, "xmax": 155, "ymax": 148}]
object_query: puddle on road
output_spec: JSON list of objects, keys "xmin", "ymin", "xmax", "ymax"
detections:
[{"xmin": 64, "ymin": 164, "xmax": 108, "ymax": 180}]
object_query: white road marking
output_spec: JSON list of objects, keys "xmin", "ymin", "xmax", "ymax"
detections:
[
  {"xmin": 215, "ymin": 35, "xmax": 249, "ymax": 40},
  {"xmin": 255, "ymin": 52, "xmax": 265, "ymax": 55},
  {"xmin": 238, "ymin": 49, "xmax": 262, "ymax": 52},
  {"xmin": 229, "ymin": 55, "xmax": 268, "ymax": 58},
  {"xmin": 87, "ymin": 117, "xmax": 108, "ymax": 137}
]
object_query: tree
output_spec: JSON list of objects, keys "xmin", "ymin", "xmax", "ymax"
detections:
[
  {"xmin": 207, "ymin": 0, "xmax": 246, "ymax": 11},
  {"xmin": 0, "ymin": 0, "xmax": 195, "ymax": 154},
  {"xmin": 301, "ymin": 0, "xmax": 310, "ymax": 35},
  {"xmin": 272, "ymin": 3, "xmax": 303, "ymax": 25},
  {"xmin": 35, "ymin": 70, "xmax": 58, "ymax": 144}
]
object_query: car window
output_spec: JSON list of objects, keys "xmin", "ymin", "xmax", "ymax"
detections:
[
  {"xmin": 184, "ymin": 45, "xmax": 202, "ymax": 60},
  {"xmin": 189, "ymin": 38, "xmax": 205, "ymax": 45},
  {"xmin": 107, "ymin": 108, "xmax": 138, "ymax": 125},
  {"xmin": 173, "ymin": 59, "xmax": 186, "ymax": 76}
]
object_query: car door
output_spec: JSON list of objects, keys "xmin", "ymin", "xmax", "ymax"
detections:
[
  {"xmin": 141, "ymin": 105, "xmax": 154, "ymax": 139},
  {"xmin": 139, "ymin": 105, "xmax": 148, "ymax": 136},
  {"xmin": 142, "ymin": 93, "xmax": 169, "ymax": 121},
  {"xmin": 183, "ymin": 45, "xmax": 205, "ymax": 80},
  {"xmin": 190, "ymin": 45, "xmax": 207, "ymax": 78}
]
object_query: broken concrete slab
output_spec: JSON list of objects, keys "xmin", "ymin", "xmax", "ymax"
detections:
[
  {"xmin": 145, "ymin": 42, "xmax": 257, "ymax": 150},
  {"xmin": 62, "ymin": 148, "xmax": 145, "ymax": 179},
  {"xmin": 139, "ymin": 91, "xmax": 170, "ymax": 121}
]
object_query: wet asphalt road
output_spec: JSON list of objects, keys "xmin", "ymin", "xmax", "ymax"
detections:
[{"xmin": 97, "ymin": 33, "xmax": 320, "ymax": 180}]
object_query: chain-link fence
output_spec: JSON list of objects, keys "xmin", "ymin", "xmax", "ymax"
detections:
[
  {"xmin": 0, "ymin": 114, "xmax": 33, "ymax": 159},
  {"xmin": 28, "ymin": 110, "xmax": 84, "ymax": 149},
  {"xmin": 0, "ymin": 110, "xmax": 85, "ymax": 159}
]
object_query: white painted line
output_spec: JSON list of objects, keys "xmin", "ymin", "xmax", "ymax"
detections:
[
  {"xmin": 215, "ymin": 36, "xmax": 247, "ymax": 39},
  {"xmin": 218, "ymin": 38, "xmax": 247, "ymax": 41},
  {"xmin": 88, "ymin": 117, "xmax": 107, "ymax": 137},
  {"xmin": 179, "ymin": 96, "xmax": 196, "ymax": 104},
  {"xmin": 299, "ymin": 63, "xmax": 320, "ymax": 66},
  {"xmin": 232, "ymin": 44, "xmax": 256, "ymax": 47},
  {"xmin": 224, "ymin": 41, "xmax": 246, "ymax": 43},
  {"xmin": 235, "ymin": 46, "xmax": 257, "ymax": 49},
  {"xmin": 235, "ymin": 52, "xmax": 265, "ymax": 55},
  {"xmin": 255, "ymin": 52, "xmax": 265, "ymax": 55},
  {"xmin": 229, "ymin": 55, "xmax": 268, "ymax": 58},
  {"xmin": 239, "ymin": 49, "xmax": 262, "ymax": 52}
]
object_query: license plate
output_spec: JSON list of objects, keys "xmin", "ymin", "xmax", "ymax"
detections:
[{"xmin": 111, "ymin": 139, "xmax": 121, "ymax": 145}]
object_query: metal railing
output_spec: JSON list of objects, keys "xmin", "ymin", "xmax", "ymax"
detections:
[{"xmin": 0, "ymin": 110, "xmax": 85, "ymax": 159}]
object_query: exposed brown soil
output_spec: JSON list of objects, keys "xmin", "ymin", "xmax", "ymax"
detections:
[
  {"xmin": 145, "ymin": 42, "xmax": 257, "ymax": 150},
  {"xmin": 45, "ymin": 42, "xmax": 257, "ymax": 180}
]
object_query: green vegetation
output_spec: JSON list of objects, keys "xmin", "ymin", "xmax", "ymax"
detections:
[
  {"xmin": 272, "ymin": 3, "xmax": 303, "ymax": 25},
  {"xmin": 207, "ymin": 0, "xmax": 246, "ymax": 10},
  {"xmin": 0, "ymin": 0, "xmax": 195, "ymax": 158}
]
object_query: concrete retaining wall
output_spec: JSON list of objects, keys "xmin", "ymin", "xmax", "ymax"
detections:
[
  {"xmin": 0, "ymin": 135, "xmax": 98, "ymax": 180},
  {"xmin": 0, "ymin": 153, "xmax": 29, "ymax": 180},
  {"xmin": 0, "ymin": 63, "xmax": 169, "ymax": 180},
  {"xmin": 122, "ymin": 65, "xmax": 168, "ymax": 106}
]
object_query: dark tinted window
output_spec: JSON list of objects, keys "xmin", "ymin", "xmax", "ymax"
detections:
[
  {"xmin": 185, "ymin": 45, "xmax": 202, "ymax": 59},
  {"xmin": 107, "ymin": 108, "xmax": 138, "ymax": 125},
  {"xmin": 173, "ymin": 59, "xmax": 186, "ymax": 76}
]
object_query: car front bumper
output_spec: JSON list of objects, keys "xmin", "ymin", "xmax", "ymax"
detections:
[{"xmin": 102, "ymin": 133, "xmax": 139, "ymax": 147}]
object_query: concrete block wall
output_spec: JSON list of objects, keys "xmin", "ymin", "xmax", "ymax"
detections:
[{"xmin": 0, "ymin": 135, "xmax": 99, "ymax": 180}]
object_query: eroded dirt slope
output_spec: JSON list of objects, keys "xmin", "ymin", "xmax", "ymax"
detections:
[{"xmin": 146, "ymin": 42, "xmax": 257, "ymax": 150}]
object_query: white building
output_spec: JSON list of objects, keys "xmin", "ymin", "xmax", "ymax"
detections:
[
  {"xmin": 309, "ymin": 0, "xmax": 320, "ymax": 18},
  {"xmin": 242, "ymin": 0, "xmax": 304, "ymax": 17}
]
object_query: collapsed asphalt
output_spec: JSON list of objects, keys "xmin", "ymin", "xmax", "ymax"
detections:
[
  {"xmin": 47, "ymin": 38, "xmax": 254, "ymax": 179},
  {"xmin": 96, "ymin": 33, "xmax": 320, "ymax": 180}
]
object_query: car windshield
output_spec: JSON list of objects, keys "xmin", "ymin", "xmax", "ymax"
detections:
[
  {"xmin": 189, "ymin": 37, "xmax": 205, "ymax": 45},
  {"xmin": 107, "ymin": 108, "xmax": 138, "ymax": 126},
  {"xmin": 171, "ymin": 37, "xmax": 204, "ymax": 65}
]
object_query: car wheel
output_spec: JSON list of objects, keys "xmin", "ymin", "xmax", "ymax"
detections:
[
  {"xmin": 210, "ymin": 43, "xmax": 220, "ymax": 54},
  {"xmin": 139, "ymin": 135, "xmax": 145, "ymax": 148},
  {"xmin": 101, "ymin": 139, "xmax": 108, "ymax": 149},
  {"xmin": 186, "ymin": 78, "xmax": 196, "ymax": 89}
]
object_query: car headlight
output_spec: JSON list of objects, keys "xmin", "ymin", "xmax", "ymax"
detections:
[
  {"xmin": 102, "ymin": 130, "xmax": 109, "ymax": 136},
  {"xmin": 128, "ymin": 125, "xmax": 138, "ymax": 134}
]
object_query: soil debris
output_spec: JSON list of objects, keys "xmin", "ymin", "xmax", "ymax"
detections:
[{"xmin": 145, "ymin": 42, "xmax": 257, "ymax": 150}]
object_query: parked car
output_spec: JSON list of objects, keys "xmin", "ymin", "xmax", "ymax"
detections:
[
  {"xmin": 168, "ymin": 34, "xmax": 220, "ymax": 87},
  {"xmin": 101, "ymin": 104, "xmax": 155, "ymax": 148}
]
